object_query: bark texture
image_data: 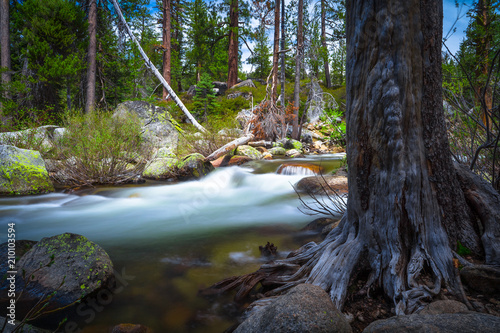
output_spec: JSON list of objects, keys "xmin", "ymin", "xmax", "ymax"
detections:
[
  {"xmin": 203, "ymin": 0, "xmax": 500, "ymax": 316},
  {"xmin": 270, "ymin": 0, "xmax": 280, "ymax": 102},
  {"xmin": 162, "ymin": 0, "xmax": 172, "ymax": 100},
  {"xmin": 315, "ymin": 0, "xmax": 463, "ymax": 314},
  {"xmin": 321, "ymin": 0, "xmax": 331, "ymax": 89},
  {"xmin": 1, "ymin": 0, "xmax": 10, "ymax": 99},
  {"xmin": 85, "ymin": 0, "xmax": 97, "ymax": 113},
  {"xmin": 227, "ymin": 0, "xmax": 239, "ymax": 89}
]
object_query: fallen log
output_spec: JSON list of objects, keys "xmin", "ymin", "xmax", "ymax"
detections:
[
  {"xmin": 206, "ymin": 134, "xmax": 254, "ymax": 161},
  {"xmin": 110, "ymin": 0, "xmax": 207, "ymax": 133},
  {"xmin": 248, "ymin": 140, "xmax": 274, "ymax": 148}
]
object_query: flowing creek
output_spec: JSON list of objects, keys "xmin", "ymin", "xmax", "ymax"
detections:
[{"xmin": 0, "ymin": 154, "xmax": 345, "ymax": 332}]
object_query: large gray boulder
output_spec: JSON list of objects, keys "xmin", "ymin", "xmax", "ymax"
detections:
[
  {"xmin": 0, "ymin": 233, "xmax": 114, "ymax": 312},
  {"xmin": 235, "ymin": 284, "xmax": 352, "ymax": 333},
  {"xmin": 0, "ymin": 145, "xmax": 54, "ymax": 196},
  {"xmin": 0, "ymin": 125, "xmax": 61, "ymax": 152},
  {"xmin": 460, "ymin": 265, "xmax": 500, "ymax": 294},
  {"xmin": 113, "ymin": 101, "xmax": 179, "ymax": 152},
  {"xmin": 363, "ymin": 313, "xmax": 500, "ymax": 333}
]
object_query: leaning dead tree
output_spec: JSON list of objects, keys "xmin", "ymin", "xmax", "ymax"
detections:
[
  {"xmin": 110, "ymin": 0, "xmax": 206, "ymax": 133},
  {"xmin": 203, "ymin": 0, "xmax": 500, "ymax": 315}
]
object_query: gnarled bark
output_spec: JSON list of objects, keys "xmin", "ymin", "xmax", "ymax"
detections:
[{"xmin": 203, "ymin": 0, "xmax": 500, "ymax": 316}]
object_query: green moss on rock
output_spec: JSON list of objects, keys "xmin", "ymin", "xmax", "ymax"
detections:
[
  {"xmin": 0, "ymin": 145, "xmax": 54, "ymax": 196},
  {"xmin": 236, "ymin": 145, "xmax": 262, "ymax": 160}
]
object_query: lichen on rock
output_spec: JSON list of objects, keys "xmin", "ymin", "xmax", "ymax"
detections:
[{"xmin": 0, "ymin": 145, "xmax": 54, "ymax": 196}]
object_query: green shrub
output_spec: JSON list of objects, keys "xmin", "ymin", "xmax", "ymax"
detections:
[{"xmin": 53, "ymin": 111, "xmax": 152, "ymax": 187}]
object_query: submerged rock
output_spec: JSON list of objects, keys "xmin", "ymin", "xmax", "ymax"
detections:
[
  {"xmin": 111, "ymin": 323, "xmax": 152, "ymax": 333},
  {"xmin": 0, "ymin": 145, "xmax": 54, "ymax": 196},
  {"xmin": 363, "ymin": 313, "xmax": 500, "ymax": 333},
  {"xmin": 235, "ymin": 284, "xmax": 352, "ymax": 333},
  {"xmin": 295, "ymin": 175, "xmax": 348, "ymax": 195},
  {"xmin": 277, "ymin": 163, "xmax": 323, "ymax": 175}
]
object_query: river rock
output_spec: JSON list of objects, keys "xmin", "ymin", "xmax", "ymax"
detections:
[
  {"xmin": 0, "ymin": 145, "xmax": 54, "ymax": 196},
  {"xmin": 111, "ymin": 323, "xmax": 152, "ymax": 333},
  {"xmin": 284, "ymin": 139, "xmax": 303, "ymax": 151},
  {"xmin": 460, "ymin": 265, "xmax": 500, "ymax": 294},
  {"xmin": 295, "ymin": 175, "xmax": 348, "ymax": 195},
  {"xmin": 176, "ymin": 153, "xmax": 214, "ymax": 179},
  {"xmin": 142, "ymin": 158, "xmax": 179, "ymax": 180},
  {"xmin": 285, "ymin": 149, "xmax": 304, "ymax": 158},
  {"xmin": 362, "ymin": 313, "xmax": 500, "ymax": 333},
  {"xmin": 419, "ymin": 300, "xmax": 468, "ymax": 315},
  {"xmin": 268, "ymin": 147, "xmax": 286, "ymax": 156},
  {"xmin": 236, "ymin": 145, "xmax": 262, "ymax": 160},
  {"xmin": 0, "ymin": 233, "xmax": 114, "ymax": 312},
  {"xmin": 113, "ymin": 101, "xmax": 179, "ymax": 152},
  {"xmin": 235, "ymin": 284, "xmax": 352, "ymax": 333}
]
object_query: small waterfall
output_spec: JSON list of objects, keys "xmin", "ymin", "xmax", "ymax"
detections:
[{"xmin": 276, "ymin": 163, "xmax": 322, "ymax": 176}]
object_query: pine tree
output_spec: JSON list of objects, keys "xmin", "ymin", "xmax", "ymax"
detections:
[{"xmin": 193, "ymin": 73, "xmax": 218, "ymax": 121}]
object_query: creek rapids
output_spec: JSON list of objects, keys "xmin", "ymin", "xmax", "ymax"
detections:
[{"xmin": 0, "ymin": 154, "xmax": 345, "ymax": 333}]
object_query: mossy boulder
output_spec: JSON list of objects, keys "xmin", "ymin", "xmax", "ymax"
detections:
[
  {"xmin": 284, "ymin": 139, "xmax": 303, "ymax": 151},
  {"xmin": 236, "ymin": 145, "xmax": 262, "ymax": 160},
  {"xmin": 176, "ymin": 153, "xmax": 214, "ymax": 180},
  {"xmin": 0, "ymin": 233, "xmax": 114, "ymax": 313},
  {"xmin": 268, "ymin": 147, "xmax": 286, "ymax": 156},
  {"xmin": 142, "ymin": 158, "xmax": 179, "ymax": 180},
  {"xmin": 0, "ymin": 145, "xmax": 54, "ymax": 196}
]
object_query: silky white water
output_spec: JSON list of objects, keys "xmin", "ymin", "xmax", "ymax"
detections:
[
  {"xmin": 0, "ymin": 164, "xmax": 340, "ymax": 245},
  {"xmin": 0, "ymin": 155, "xmax": 345, "ymax": 332}
]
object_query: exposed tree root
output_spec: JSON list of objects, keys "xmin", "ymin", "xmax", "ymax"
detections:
[{"xmin": 202, "ymin": 163, "xmax": 500, "ymax": 316}]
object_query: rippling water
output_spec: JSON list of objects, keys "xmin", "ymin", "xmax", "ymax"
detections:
[{"xmin": 0, "ymin": 155, "xmax": 345, "ymax": 332}]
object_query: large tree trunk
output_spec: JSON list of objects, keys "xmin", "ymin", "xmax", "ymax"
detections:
[
  {"xmin": 85, "ymin": 0, "xmax": 97, "ymax": 113},
  {"xmin": 172, "ymin": 0, "xmax": 182, "ymax": 92},
  {"xmin": 279, "ymin": 0, "xmax": 285, "ymax": 107},
  {"xmin": 1, "ymin": 0, "xmax": 10, "ymax": 103},
  {"xmin": 270, "ymin": 0, "xmax": 280, "ymax": 103},
  {"xmin": 321, "ymin": 0, "xmax": 331, "ymax": 89},
  {"xmin": 292, "ymin": 0, "xmax": 303, "ymax": 140},
  {"xmin": 162, "ymin": 0, "xmax": 172, "ymax": 100},
  {"xmin": 204, "ymin": 0, "xmax": 500, "ymax": 315},
  {"xmin": 227, "ymin": 0, "xmax": 239, "ymax": 89},
  {"xmin": 474, "ymin": 0, "xmax": 493, "ymax": 130}
]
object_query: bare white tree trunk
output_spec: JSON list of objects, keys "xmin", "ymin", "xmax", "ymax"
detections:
[{"xmin": 110, "ymin": 0, "xmax": 207, "ymax": 133}]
